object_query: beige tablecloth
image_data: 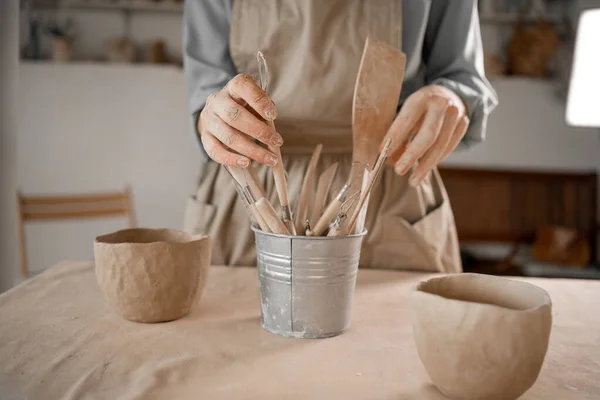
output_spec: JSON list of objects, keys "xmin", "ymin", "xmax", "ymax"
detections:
[{"xmin": 0, "ymin": 262, "xmax": 599, "ymax": 400}]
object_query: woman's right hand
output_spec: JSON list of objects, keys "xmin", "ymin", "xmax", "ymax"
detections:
[{"xmin": 198, "ymin": 74, "xmax": 283, "ymax": 168}]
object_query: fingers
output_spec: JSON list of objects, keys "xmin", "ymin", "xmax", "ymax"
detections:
[
  {"xmin": 393, "ymin": 98, "xmax": 448, "ymax": 175},
  {"xmin": 385, "ymin": 141, "xmax": 408, "ymax": 166},
  {"xmin": 382, "ymin": 95, "xmax": 423, "ymax": 155},
  {"xmin": 439, "ymin": 115, "xmax": 469, "ymax": 162},
  {"xmin": 204, "ymin": 112, "xmax": 279, "ymax": 166},
  {"xmin": 227, "ymin": 74, "xmax": 277, "ymax": 121},
  {"xmin": 201, "ymin": 131, "xmax": 250, "ymax": 168},
  {"xmin": 386, "ymin": 114, "xmax": 424, "ymax": 166},
  {"xmin": 408, "ymin": 105, "xmax": 460, "ymax": 186},
  {"xmin": 211, "ymin": 91, "xmax": 283, "ymax": 148}
]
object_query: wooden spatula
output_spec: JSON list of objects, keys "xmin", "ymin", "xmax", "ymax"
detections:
[{"xmin": 351, "ymin": 36, "xmax": 406, "ymax": 181}]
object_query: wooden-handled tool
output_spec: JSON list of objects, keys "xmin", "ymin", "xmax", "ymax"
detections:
[
  {"xmin": 327, "ymin": 36, "xmax": 405, "ymax": 236},
  {"xmin": 267, "ymin": 121, "xmax": 296, "ymax": 235},
  {"xmin": 294, "ymin": 144, "xmax": 323, "ymax": 234},
  {"xmin": 351, "ymin": 36, "xmax": 406, "ymax": 179},
  {"xmin": 306, "ymin": 183, "xmax": 351, "ymax": 236},
  {"xmin": 354, "ymin": 168, "xmax": 371, "ymax": 234},
  {"xmin": 309, "ymin": 162, "xmax": 338, "ymax": 229},
  {"xmin": 246, "ymin": 164, "xmax": 267, "ymax": 200},
  {"xmin": 257, "ymin": 51, "xmax": 295, "ymax": 234},
  {"xmin": 256, "ymin": 197, "xmax": 289, "ymax": 234},
  {"xmin": 225, "ymin": 166, "xmax": 271, "ymax": 232},
  {"xmin": 338, "ymin": 137, "xmax": 392, "ymax": 236}
]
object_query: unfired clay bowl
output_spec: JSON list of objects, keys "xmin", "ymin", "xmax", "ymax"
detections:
[
  {"xmin": 94, "ymin": 228, "xmax": 211, "ymax": 323},
  {"xmin": 410, "ymin": 273, "xmax": 552, "ymax": 400}
]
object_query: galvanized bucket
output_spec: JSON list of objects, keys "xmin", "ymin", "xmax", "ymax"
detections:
[{"xmin": 252, "ymin": 227, "xmax": 366, "ymax": 339}]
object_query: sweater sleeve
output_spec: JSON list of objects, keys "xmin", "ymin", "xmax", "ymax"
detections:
[
  {"xmin": 424, "ymin": 1, "xmax": 499, "ymax": 151},
  {"xmin": 183, "ymin": 0, "xmax": 237, "ymax": 160}
]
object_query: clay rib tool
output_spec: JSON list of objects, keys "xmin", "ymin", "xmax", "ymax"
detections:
[
  {"xmin": 339, "ymin": 137, "xmax": 392, "ymax": 236},
  {"xmin": 309, "ymin": 162, "xmax": 338, "ymax": 229},
  {"xmin": 294, "ymin": 144, "xmax": 323, "ymax": 235},
  {"xmin": 350, "ymin": 36, "xmax": 406, "ymax": 184},
  {"xmin": 224, "ymin": 166, "xmax": 270, "ymax": 232},
  {"xmin": 257, "ymin": 51, "xmax": 296, "ymax": 234}
]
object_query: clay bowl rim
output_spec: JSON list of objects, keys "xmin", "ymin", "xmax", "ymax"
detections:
[
  {"xmin": 412, "ymin": 273, "xmax": 552, "ymax": 315},
  {"xmin": 94, "ymin": 228, "xmax": 209, "ymax": 246}
]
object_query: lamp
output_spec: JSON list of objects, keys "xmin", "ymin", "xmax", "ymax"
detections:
[{"xmin": 566, "ymin": 8, "xmax": 600, "ymax": 128}]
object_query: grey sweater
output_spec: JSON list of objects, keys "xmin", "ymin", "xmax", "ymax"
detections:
[{"xmin": 183, "ymin": 0, "xmax": 498, "ymax": 160}]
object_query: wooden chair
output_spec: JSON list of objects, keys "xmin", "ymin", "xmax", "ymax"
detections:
[{"xmin": 17, "ymin": 186, "xmax": 136, "ymax": 277}]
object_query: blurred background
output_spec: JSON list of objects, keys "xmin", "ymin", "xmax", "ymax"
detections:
[{"xmin": 1, "ymin": 0, "xmax": 599, "ymax": 291}]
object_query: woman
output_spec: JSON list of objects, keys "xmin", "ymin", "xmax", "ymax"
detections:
[{"xmin": 182, "ymin": 1, "xmax": 498, "ymax": 272}]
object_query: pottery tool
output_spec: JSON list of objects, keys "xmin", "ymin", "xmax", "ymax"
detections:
[
  {"xmin": 224, "ymin": 166, "xmax": 271, "ymax": 232},
  {"xmin": 308, "ymin": 162, "xmax": 365, "ymax": 236},
  {"xmin": 326, "ymin": 190, "xmax": 361, "ymax": 237},
  {"xmin": 327, "ymin": 36, "xmax": 404, "ymax": 236},
  {"xmin": 268, "ymin": 129, "xmax": 296, "ymax": 234},
  {"xmin": 257, "ymin": 51, "xmax": 296, "ymax": 234},
  {"xmin": 349, "ymin": 36, "xmax": 406, "ymax": 184},
  {"xmin": 256, "ymin": 197, "xmax": 289, "ymax": 234},
  {"xmin": 306, "ymin": 182, "xmax": 351, "ymax": 237},
  {"xmin": 294, "ymin": 144, "xmax": 323, "ymax": 234},
  {"xmin": 354, "ymin": 168, "xmax": 371, "ymax": 234},
  {"xmin": 246, "ymin": 164, "xmax": 267, "ymax": 200},
  {"xmin": 241, "ymin": 167, "xmax": 270, "ymax": 231},
  {"xmin": 309, "ymin": 162, "xmax": 338, "ymax": 229},
  {"xmin": 337, "ymin": 137, "xmax": 392, "ymax": 236}
]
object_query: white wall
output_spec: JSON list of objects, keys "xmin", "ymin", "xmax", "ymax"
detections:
[
  {"xmin": 18, "ymin": 62, "xmax": 201, "ymax": 274},
  {"xmin": 443, "ymin": 77, "xmax": 600, "ymax": 170},
  {"xmin": 1, "ymin": 0, "xmax": 21, "ymax": 292}
]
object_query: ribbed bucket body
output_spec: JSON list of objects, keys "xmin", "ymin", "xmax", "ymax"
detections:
[{"xmin": 253, "ymin": 227, "xmax": 365, "ymax": 338}]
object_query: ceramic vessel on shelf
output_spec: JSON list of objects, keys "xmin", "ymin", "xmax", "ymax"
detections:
[{"xmin": 51, "ymin": 37, "xmax": 72, "ymax": 62}]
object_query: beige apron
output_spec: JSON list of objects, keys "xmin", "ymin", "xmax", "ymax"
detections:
[{"xmin": 184, "ymin": 0, "xmax": 462, "ymax": 273}]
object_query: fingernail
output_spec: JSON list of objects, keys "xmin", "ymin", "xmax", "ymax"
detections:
[
  {"xmin": 265, "ymin": 154, "xmax": 278, "ymax": 166},
  {"xmin": 395, "ymin": 162, "xmax": 407, "ymax": 175},
  {"xmin": 270, "ymin": 133, "xmax": 284, "ymax": 147},
  {"xmin": 265, "ymin": 107, "xmax": 277, "ymax": 120},
  {"xmin": 237, "ymin": 158, "xmax": 249, "ymax": 168},
  {"xmin": 409, "ymin": 174, "xmax": 421, "ymax": 187}
]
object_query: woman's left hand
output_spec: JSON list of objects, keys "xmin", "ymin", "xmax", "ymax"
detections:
[{"xmin": 383, "ymin": 85, "xmax": 470, "ymax": 186}]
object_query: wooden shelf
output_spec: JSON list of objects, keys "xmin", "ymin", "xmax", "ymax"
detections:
[
  {"xmin": 20, "ymin": 60, "xmax": 183, "ymax": 71},
  {"xmin": 62, "ymin": 0, "xmax": 183, "ymax": 13},
  {"xmin": 480, "ymin": 13, "xmax": 564, "ymax": 25}
]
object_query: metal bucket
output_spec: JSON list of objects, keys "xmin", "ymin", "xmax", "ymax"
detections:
[{"xmin": 252, "ymin": 227, "xmax": 366, "ymax": 339}]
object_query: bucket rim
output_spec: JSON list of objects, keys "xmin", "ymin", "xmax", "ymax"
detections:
[{"xmin": 251, "ymin": 226, "xmax": 367, "ymax": 240}]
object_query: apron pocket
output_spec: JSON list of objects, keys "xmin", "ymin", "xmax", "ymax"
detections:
[
  {"xmin": 183, "ymin": 196, "xmax": 217, "ymax": 235},
  {"xmin": 411, "ymin": 199, "xmax": 451, "ymax": 269},
  {"xmin": 368, "ymin": 200, "xmax": 449, "ymax": 272}
]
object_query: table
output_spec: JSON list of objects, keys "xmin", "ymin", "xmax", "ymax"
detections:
[{"xmin": 1, "ymin": 262, "xmax": 599, "ymax": 399}]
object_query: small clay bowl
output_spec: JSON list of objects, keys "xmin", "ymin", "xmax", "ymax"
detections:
[
  {"xmin": 410, "ymin": 273, "xmax": 552, "ymax": 400},
  {"xmin": 94, "ymin": 228, "xmax": 211, "ymax": 323}
]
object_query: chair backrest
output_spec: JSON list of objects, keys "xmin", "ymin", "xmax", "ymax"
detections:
[{"xmin": 17, "ymin": 186, "xmax": 136, "ymax": 277}]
